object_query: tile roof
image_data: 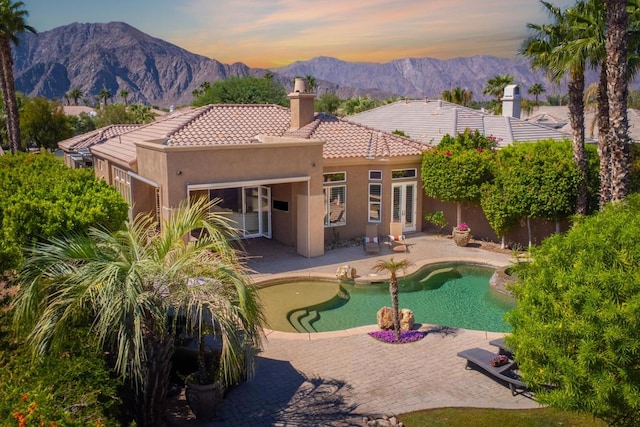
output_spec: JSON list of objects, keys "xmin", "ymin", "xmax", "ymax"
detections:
[
  {"xmin": 58, "ymin": 124, "xmax": 141, "ymax": 150},
  {"xmin": 87, "ymin": 104, "xmax": 430, "ymax": 165},
  {"xmin": 348, "ymin": 100, "xmax": 575, "ymax": 147}
]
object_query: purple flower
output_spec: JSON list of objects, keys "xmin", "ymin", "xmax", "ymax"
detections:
[
  {"xmin": 368, "ymin": 329, "xmax": 426, "ymax": 344},
  {"xmin": 457, "ymin": 222, "xmax": 469, "ymax": 231}
]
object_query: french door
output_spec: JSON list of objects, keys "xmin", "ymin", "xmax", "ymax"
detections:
[
  {"xmin": 391, "ymin": 182, "xmax": 416, "ymax": 232},
  {"xmin": 243, "ymin": 186, "xmax": 271, "ymax": 238}
]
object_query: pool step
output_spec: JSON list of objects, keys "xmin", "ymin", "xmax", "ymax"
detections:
[{"xmin": 288, "ymin": 309, "xmax": 320, "ymax": 333}]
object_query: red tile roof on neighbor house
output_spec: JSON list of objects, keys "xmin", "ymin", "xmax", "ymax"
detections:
[
  {"xmin": 58, "ymin": 124, "xmax": 141, "ymax": 150},
  {"xmin": 79, "ymin": 104, "xmax": 430, "ymax": 166}
]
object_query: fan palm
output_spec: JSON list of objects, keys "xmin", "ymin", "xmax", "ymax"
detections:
[
  {"xmin": 0, "ymin": 0, "xmax": 36, "ymax": 154},
  {"xmin": 521, "ymin": 1, "xmax": 589, "ymax": 214},
  {"xmin": 68, "ymin": 87, "xmax": 83, "ymax": 106},
  {"xmin": 13, "ymin": 197, "xmax": 263, "ymax": 427},
  {"xmin": 483, "ymin": 74, "xmax": 514, "ymax": 102},
  {"xmin": 528, "ymin": 83, "xmax": 546, "ymax": 105},
  {"xmin": 372, "ymin": 257, "xmax": 413, "ymax": 341}
]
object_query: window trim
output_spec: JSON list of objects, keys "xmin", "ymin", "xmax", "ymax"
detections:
[
  {"xmin": 324, "ymin": 184, "xmax": 347, "ymax": 227},
  {"xmin": 391, "ymin": 168, "xmax": 417, "ymax": 180},
  {"xmin": 112, "ymin": 166, "xmax": 132, "ymax": 204},
  {"xmin": 368, "ymin": 183, "xmax": 382, "ymax": 223}
]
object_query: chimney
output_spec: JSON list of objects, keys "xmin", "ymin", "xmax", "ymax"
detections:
[
  {"xmin": 289, "ymin": 77, "xmax": 316, "ymax": 130},
  {"xmin": 502, "ymin": 84, "xmax": 521, "ymax": 119}
]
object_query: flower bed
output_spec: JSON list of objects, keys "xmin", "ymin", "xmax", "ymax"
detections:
[{"xmin": 368, "ymin": 329, "xmax": 426, "ymax": 344}]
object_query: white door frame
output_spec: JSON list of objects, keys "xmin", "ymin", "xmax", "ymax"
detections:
[{"xmin": 391, "ymin": 181, "xmax": 417, "ymax": 232}]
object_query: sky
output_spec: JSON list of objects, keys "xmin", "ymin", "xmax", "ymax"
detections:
[{"xmin": 23, "ymin": 0, "xmax": 575, "ymax": 69}]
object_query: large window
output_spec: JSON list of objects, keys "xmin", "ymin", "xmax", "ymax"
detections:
[
  {"xmin": 368, "ymin": 183, "xmax": 382, "ymax": 222},
  {"xmin": 112, "ymin": 166, "xmax": 131, "ymax": 204},
  {"xmin": 324, "ymin": 185, "xmax": 346, "ymax": 227}
]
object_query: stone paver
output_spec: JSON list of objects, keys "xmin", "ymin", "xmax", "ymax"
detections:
[{"xmin": 169, "ymin": 234, "xmax": 540, "ymax": 426}]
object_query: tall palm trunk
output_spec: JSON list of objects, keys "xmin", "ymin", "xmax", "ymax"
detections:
[
  {"xmin": 0, "ymin": 37, "xmax": 19, "ymax": 154},
  {"xmin": 597, "ymin": 63, "xmax": 611, "ymax": 206},
  {"xmin": 606, "ymin": 0, "xmax": 631, "ymax": 202},
  {"xmin": 567, "ymin": 68, "xmax": 587, "ymax": 214},
  {"xmin": 389, "ymin": 273, "xmax": 401, "ymax": 341},
  {"xmin": 136, "ymin": 330, "xmax": 174, "ymax": 427}
]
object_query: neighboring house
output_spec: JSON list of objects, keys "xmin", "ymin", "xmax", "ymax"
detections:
[
  {"xmin": 523, "ymin": 105, "xmax": 640, "ymax": 142},
  {"xmin": 59, "ymin": 124, "xmax": 141, "ymax": 168},
  {"xmin": 59, "ymin": 79, "xmax": 430, "ymax": 257},
  {"xmin": 347, "ymin": 92, "xmax": 576, "ymax": 147}
]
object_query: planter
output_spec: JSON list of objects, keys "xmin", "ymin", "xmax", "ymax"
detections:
[
  {"xmin": 452, "ymin": 229, "xmax": 472, "ymax": 247},
  {"xmin": 185, "ymin": 380, "xmax": 225, "ymax": 420}
]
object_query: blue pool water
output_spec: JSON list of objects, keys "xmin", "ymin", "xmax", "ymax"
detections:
[{"xmin": 258, "ymin": 263, "xmax": 516, "ymax": 333}]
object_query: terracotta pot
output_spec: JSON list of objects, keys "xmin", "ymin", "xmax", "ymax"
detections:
[
  {"xmin": 452, "ymin": 229, "xmax": 472, "ymax": 247},
  {"xmin": 185, "ymin": 380, "xmax": 225, "ymax": 420}
]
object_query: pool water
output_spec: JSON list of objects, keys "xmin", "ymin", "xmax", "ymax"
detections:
[{"xmin": 257, "ymin": 263, "xmax": 516, "ymax": 333}]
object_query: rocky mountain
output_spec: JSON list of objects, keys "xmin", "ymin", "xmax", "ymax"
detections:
[{"xmin": 12, "ymin": 21, "xmax": 598, "ymax": 108}]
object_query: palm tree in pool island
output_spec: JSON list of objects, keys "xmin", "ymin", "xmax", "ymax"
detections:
[{"xmin": 372, "ymin": 257, "xmax": 413, "ymax": 341}]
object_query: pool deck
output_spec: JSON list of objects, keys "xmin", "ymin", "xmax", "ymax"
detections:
[{"xmin": 167, "ymin": 233, "xmax": 540, "ymax": 426}]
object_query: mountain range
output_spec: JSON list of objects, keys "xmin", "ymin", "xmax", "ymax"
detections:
[{"xmin": 13, "ymin": 21, "xmax": 585, "ymax": 108}]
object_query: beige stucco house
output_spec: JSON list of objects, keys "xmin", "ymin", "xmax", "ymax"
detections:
[{"xmin": 59, "ymin": 79, "xmax": 430, "ymax": 257}]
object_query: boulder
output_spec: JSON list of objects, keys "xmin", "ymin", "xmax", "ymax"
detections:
[
  {"xmin": 336, "ymin": 265, "xmax": 356, "ymax": 281},
  {"xmin": 376, "ymin": 307, "xmax": 415, "ymax": 331},
  {"xmin": 376, "ymin": 307, "xmax": 394, "ymax": 329},
  {"xmin": 400, "ymin": 309, "xmax": 415, "ymax": 331}
]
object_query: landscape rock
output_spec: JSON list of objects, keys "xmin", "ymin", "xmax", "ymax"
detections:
[
  {"xmin": 336, "ymin": 265, "xmax": 356, "ymax": 281},
  {"xmin": 376, "ymin": 307, "xmax": 414, "ymax": 331}
]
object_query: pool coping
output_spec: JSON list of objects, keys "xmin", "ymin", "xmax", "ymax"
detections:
[{"xmin": 255, "ymin": 257, "xmax": 514, "ymax": 340}]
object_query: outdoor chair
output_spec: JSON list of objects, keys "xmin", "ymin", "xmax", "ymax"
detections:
[
  {"xmin": 457, "ymin": 347, "xmax": 529, "ymax": 396},
  {"xmin": 363, "ymin": 223, "xmax": 381, "ymax": 254},
  {"xmin": 388, "ymin": 221, "xmax": 407, "ymax": 252}
]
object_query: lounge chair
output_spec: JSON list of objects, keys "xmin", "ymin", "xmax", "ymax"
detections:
[
  {"xmin": 388, "ymin": 221, "xmax": 407, "ymax": 252},
  {"xmin": 489, "ymin": 337, "xmax": 514, "ymax": 358},
  {"xmin": 363, "ymin": 223, "xmax": 381, "ymax": 254},
  {"xmin": 457, "ymin": 347, "xmax": 529, "ymax": 396}
]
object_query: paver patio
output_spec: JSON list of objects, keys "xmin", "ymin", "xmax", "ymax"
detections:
[{"xmin": 167, "ymin": 233, "xmax": 540, "ymax": 426}]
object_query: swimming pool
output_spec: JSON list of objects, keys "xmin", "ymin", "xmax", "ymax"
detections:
[{"xmin": 257, "ymin": 262, "xmax": 515, "ymax": 333}]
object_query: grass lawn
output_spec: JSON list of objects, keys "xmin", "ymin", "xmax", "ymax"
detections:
[{"xmin": 399, "ymin": 407, "xmax": 606, "ymax": 427}]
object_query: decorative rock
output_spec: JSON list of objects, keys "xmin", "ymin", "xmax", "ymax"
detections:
[
  {"xmin": 400, "ymin": 309, "xmax": 414, "ymax": 331},
  {"xmin": 376, "ymin": 307, "xmax": 394, "ymax": 329},
  {"xmin": 336, "ymin": 264, "xmax": 356, "ymax": 281},
  {"xmin": 376, "ymin": 307, "xmax": 415, "ymax": 331}
]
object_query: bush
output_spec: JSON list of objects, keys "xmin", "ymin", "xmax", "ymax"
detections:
[{"xmin": 0, "ymin": 310, "xmax": 125, "ymax": 426}]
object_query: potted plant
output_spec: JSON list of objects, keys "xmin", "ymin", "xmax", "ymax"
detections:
[
  {"xmin": 184, "ymin": 334, "xmax": 226, "ymax": 420},
  {"xmin": 452, "ymin": 222, "xmax": 472, "ymax": 246}
]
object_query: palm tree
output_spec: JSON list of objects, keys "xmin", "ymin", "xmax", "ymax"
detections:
[
  {"xmin": 521, "ymin": 1, "xmax": 588, "ymax": 214},
  {"xmin": 606, "ymin": 0, "xmax": 631, "ymax": 201},
  {"xmin": 0, "ymin": 0, "xmax": 36, "ymax": 154},
  {"xmin": 13, "ymin": 197, "xmax": 264, "ymax": 426},
  {"xmin": 119, "ymin": 89, "xmax": 130, "ymax": 106},
  {"xmin": 483, "ymin": 74, "xmax": 514, "ymax": 103},
  {"xmin": 67, "ymin": 87, "xmax": 83, "ymax": 106},
  {"xmin": 99, "ymin": 88, "xmax": 111, "ymax": 107},
  {"xmin": 441, "ymin": 90, "xmax": 452, "ymax": 102},
  {"xmin": 305, "ymin": 74, "xmax": 317, "ymax": 92},
  {"xmin": 527, "ymin": 83, "xmax": 546, "ymax": 105},
  {"xmin": 372, "ymin": 257, "xmax": 413, "ymax": 341}
]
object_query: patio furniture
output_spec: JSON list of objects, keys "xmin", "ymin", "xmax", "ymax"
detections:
[
  {"xmin": 457, "ymin": 347, "xmax": 529, "ymax": 396},
  {"xmin": 363, "ymin": 224, "xmax": 381, "ymax": 254},
  {"xmin": 388, "ymin": 222, "xmax": 407, "ymax": 252},
  {"xmin": 489, "ymin": 337, "xmax": 514, "ymax": 358}
]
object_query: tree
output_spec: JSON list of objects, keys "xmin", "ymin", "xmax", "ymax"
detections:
[
  {"xmin": 67, "ymin": 87, "xmax": 83, "ymax": 106},
  {"xmin": 305, "ymin": 74, "xmax": 317, "ymax": 92},
  {"xmin": 0, "ymin": 152, "xmax": 128, "ymax": 273},
  {"xmin": 98, "ymin": 88, "xmax": 111, "ymax": 107},
  {"xmin": 192, "ymin": 76, "xmax": 288, "ymax": 106},
  {"xmin": 13, "ymin": 197, "xmax": 264, "ymax": 426},
  {"xmin": 67, "ymin": 111, "xmax": 96, "ymax": 136},
  {"xmin": 421, "ymin": 129, "xmax": 497, "ymax": 227},
  {"xmin": 0, "ymin": 0, "xmax": 36, "ymax": 154},
  {"xmin": 443, "ymin": 87, "xmax": 473, "ymax": 106},
  {"xmin": 341, "ymin": 96, "xmax": 381, "ymax": 116},
  {"xmin": 606, "ymin": 0, "xmax": 631, "ymax": 201},
  {"xmin": 315, "ymin": 92, "xmax": 340, "ymax": 114},
  {"xmin": 483, "ymin": 74, "xmax": 514, "ymax": 103},
  {"xmin": 94, "ymin": 104, "xmax": 132, "ymax": 127},
  {"xmin": 372, "ymin": 257, "xmax": 412, "ymax": 342},
  {"xmin": 119, "ymin": 89, "xmax": 129, "ymax": 106},
  {"xmin": 527, "ymin": 83, "xmax": 546, "ymax": 105},
  {"xmin": 521, "ymin": 1, "xmax": 588, "ymax": 215},
  {"xmin": 127, "ymin": 104, "xmax": 156, "ymax": 124},
  {"xmin": 19, "ymin": 97, "xmax": 72, "ymax": 150},
  {"xmin": 506, "ymin": 194, "xmax": 640, "ymax": 426}
]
